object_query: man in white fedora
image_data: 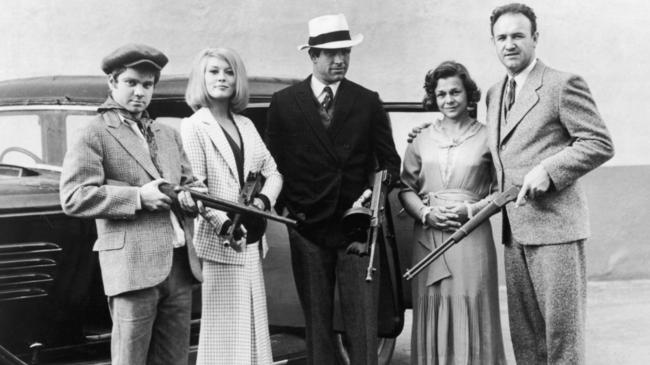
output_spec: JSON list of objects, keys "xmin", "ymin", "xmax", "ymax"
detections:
[{"xmin": 266, "ymin": 13, "xmax": 400, "ymax": 365}]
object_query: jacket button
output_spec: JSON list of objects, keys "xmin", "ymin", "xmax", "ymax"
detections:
[{"xmin": 500, "ymin": 144, "xmax": 506, "ymax": 151}]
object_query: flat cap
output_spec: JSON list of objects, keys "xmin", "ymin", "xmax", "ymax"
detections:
[{"xmin": 101, "ymin": 43, "xmax": 168, "ymax": 74}]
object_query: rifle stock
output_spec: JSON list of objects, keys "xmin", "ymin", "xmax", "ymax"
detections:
[{"xmin": 403, "ymin": 186, "xmax": 519, "ymax": 281}]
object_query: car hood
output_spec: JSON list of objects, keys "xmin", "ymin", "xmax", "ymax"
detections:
[{"xmin": 0, "ymin": 165, "xmax": 62, "ymax": 215}]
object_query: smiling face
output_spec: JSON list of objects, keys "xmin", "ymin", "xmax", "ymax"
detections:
[
  {"xmin": 204, "ymin": 56, "xmax": 236, "ymax": 101},
  {"xmin": 311, "ymin": 48, "xmax": 350, "ymax": 84},
  {"xmin": 492, "ymin": 12, "xmax": 538, "ymax": 75},
  {"xmin": 434, "ymin": 76, "xmax": 469, "ymax": 121},
  {"xmin": 108, "ymin": 67, "xmax": 155, "ymax": 118}
]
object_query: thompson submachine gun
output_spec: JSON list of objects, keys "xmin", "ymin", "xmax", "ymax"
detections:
[
  {"xmin": 403, "ymin": 186, "xmax": 519, "ymax": 281},
  {"xmin": 158, "ymin": 180, "xmax": 297, "ymax": 230},
  {"xmin": 340, "ymin": 170, "xmax": 390, "ymax": 282},
  {"xmin": 224, "ymin": 172, "xmax": 264, "ymax": 252}
]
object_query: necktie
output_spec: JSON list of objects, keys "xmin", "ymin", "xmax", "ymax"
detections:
[
  {"xmin": 505, "ymin": 78, "xmax": 516, "ymax": 117},
  {"xmin": 321, "ymin": 86, "xmax": 333, "ymax": 112},
  {"xmin": 129, "ymin": 117, "xmax": 162, "ymax": 174}
]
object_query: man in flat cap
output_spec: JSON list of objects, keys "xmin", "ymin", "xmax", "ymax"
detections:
[
  {"xmin": 60, "ymin": 44, "xmax": 203, "ymax": 365},
  {"xmin": 266, "ymin": 14, "xmax": 401, "ymax": 365}
]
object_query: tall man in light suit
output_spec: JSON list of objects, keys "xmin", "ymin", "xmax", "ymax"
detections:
[
  {"xmin": 266, "ymin": 14, "xmax": 401, "ymax": 365},
  {"xmin": 487, "ymin": 4, "xmax": 614, "ymax": 364},
  {"xmin": 60, "ymin": 44, "xmax": 203, "ymax": 365}
]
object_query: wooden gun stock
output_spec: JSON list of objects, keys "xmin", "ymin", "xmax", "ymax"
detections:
[{"xmin": 403, "ymin": 186, "xmax": 519, "ymax": 281}]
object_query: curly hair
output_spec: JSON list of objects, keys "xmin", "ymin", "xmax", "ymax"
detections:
[
  {"xmin": 490, "ymin": 3, "xmax": 537, "ymax": 36},
  {"xmin": 422, "ymin": 61, "xmax": 481, "ymax": 118}
]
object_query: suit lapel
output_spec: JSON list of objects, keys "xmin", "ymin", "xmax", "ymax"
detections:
[
  {"xmin": 236, "ymin": 114, "xmax": 254, "ymax": 179},
  {"xmin": 500, "ymin": 61, "xmax": 544, "ymax": 143},
  {"xmin": 293, "ymin": 77, "xmax": 338, "ymax": 161},
  {"xmin": 489, "ymin": 77, "xmax": 507, "ymax": 149},
  {"xmin": 328, "ymin": 79, "xmax": 357, "ymax": 139},
  {"xmin": 198, "ymin": 108, "xmax": 240, "ymax": 184},
  {"xmin": 103, "ymin": 114, "xmax": 161, "ymax": 179}
]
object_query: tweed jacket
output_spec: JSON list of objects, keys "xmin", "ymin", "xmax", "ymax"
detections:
[
  {"xmin": 60, "ymin": 110, "xmax": 203, "ymax": 297},
  {"xmin": 266, "ymin": 76, "xmax": 401, "ymax": 246},
  {"xmin": 181, "ymin": 108, "xmax": 282, "ymax": 265},
  {"xmin": 486, "ymin": 60, "xmax": 614, "ymax": 245}
]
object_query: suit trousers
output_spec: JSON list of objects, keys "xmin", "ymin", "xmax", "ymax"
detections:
[
  {"xmin": 108, "ymin": 246, "xmax": 195, "ymax": 365},
  {"xmin": 289, "ymin": 227, "xmax": 379, "ymax": 365},
  {"xmin": 504, "ymin": 238, "xmax": 586, "ymax": 365}
]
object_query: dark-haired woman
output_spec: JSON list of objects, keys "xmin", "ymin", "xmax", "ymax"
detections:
[{"xmin": 399, "ymin": 61, "xmax": 505, "ymax": 364}]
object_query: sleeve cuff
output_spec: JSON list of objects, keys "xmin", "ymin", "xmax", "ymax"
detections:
[{"xmin": 257, "ymin": 194, "xmax": 271, "ymax": 211}]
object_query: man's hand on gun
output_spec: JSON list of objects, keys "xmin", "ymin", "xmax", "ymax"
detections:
[
  {"xmin": 346, "ymin": 189, "xmax": 372, "ymax": 256},
  {"xmin": 516, "ymin": 164, "xmax": 551, "ymax": 206},
  {"xmin": 140, "ymin": 179, "xmax": 173, "ymax": 211}
]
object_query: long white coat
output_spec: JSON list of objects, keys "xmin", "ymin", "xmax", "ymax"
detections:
[{"xmin": 181, "ymin": 107, "xmax": 282, "ymax": 264}]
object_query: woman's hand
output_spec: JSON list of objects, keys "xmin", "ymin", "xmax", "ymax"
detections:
[
  {"xmin": 424, "ymin": 205, "xmax": 461, "ymax": 231},
  {"xmin": 446, "ymin": 203, "xmax": 471, "ymax": 225}
]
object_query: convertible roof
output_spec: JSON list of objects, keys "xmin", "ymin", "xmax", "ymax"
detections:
[{"xmin": 0, "ymin": 75, "xmax": 299, "ymax": 107}]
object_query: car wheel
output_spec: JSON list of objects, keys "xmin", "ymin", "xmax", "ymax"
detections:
[{"xmin": 334, "ymin": 333, "xmax": 396, "ymax": 365}]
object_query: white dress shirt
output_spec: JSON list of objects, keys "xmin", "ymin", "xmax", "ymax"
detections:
[{"xmin": 310, "ymin": 76, "xmax": 340, "ymax": 103}]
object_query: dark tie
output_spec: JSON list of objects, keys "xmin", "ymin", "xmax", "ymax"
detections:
[
  {"xmin": 505, "ymin": 78, "xmax": 516, "ymax": 118},
  {"xmin": 321, "ymin": 86, "xmax": 333, "ymax": 112}
]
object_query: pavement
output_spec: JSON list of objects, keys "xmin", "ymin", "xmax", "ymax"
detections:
[{"xmin": 390, "ymin": 280, "xmax": 650, "ymax": 364}]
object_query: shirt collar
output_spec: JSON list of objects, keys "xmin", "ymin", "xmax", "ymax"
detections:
[
  {"xmin": 310, "ymin": 75, "xmax": 341, "ymax": 99},
  {"xmin": 510, "ymin": 58, "xmax": 537, "ymax": 96}
]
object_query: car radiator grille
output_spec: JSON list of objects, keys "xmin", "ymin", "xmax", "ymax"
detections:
[{"xmin": 0, "ymin": 242, "xmax": 61, "ymax": 302}]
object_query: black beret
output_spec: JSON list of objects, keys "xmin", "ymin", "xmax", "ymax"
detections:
[{"xmin": 101, "ymin": 43, "xmax": 168, "ymax": 74}]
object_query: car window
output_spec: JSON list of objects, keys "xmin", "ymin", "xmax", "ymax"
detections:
[
  {"xmin": 0, "ymin": 114, "xmax": 43, "ymax": 166},
  {"xmin": 387, "ymin": 111, "xmax": 441, "ymax": 161}
]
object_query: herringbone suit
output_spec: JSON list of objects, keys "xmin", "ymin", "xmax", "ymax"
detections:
[
  {"xmin": 486, "ymin": 60, "xmax": 614, "ymax": 364},
  {"xmin": 60, "ymin": 105, "xmax": 203, "ymax": 365}
]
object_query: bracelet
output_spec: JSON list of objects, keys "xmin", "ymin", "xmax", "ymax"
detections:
[
  {"xmin": 420, "ymin": 206, "xmax": 433, "ymax": 225},
  {"xmin": 465, "ymin": 202, "xmax": 474, "ymax": 219}
]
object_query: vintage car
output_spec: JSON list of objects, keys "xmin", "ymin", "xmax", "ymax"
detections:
[{"xmin": 0, "ymin": 75, "xmax": 435, "ymax": 364}]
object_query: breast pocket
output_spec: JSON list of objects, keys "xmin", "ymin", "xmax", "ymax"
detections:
[{"xmin": 92, "ymin": 231, "xmax": 126, "ymax": 251}]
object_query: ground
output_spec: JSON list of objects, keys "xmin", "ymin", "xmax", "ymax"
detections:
[{"xmin": 391, "ymin": 280, "xmax": 650, "ymax": 364}]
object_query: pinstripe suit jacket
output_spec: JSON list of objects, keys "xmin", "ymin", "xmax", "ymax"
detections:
[
  {"xmin": 486, "ymin": 60, "xmax": 614, "ymax": 245},
  {"xmin": 60, "ymin": 109, "xmax": 203, "ymax": 296},
  {"xmin": 181, "ymin": 108, "xmax": 282, "ymax": 265}
]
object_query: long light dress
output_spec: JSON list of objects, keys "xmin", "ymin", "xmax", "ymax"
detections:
[{"xmin": 401, "ymin": 119, "xmax": 506, "ymax": 365}]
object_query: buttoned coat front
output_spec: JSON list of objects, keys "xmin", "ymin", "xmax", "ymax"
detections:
[
  {"xmin": 180, "ymin": 108, "xmax": 282, "ymax": 265},
  {"xmin": 59, "ymin": 111, "xmax": 203, "ymax": 297},
  {"xmin": 266, "ymin": 77, "xmax": 401, "ymax": 246},
  {"xmin": 486, "ymin": 60, "xmax": 614, "ymax": 245}
]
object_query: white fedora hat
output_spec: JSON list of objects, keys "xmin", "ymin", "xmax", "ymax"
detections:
[{"xmin": 298, "ymin": 14, "xmax": 364, "ymax": 51}]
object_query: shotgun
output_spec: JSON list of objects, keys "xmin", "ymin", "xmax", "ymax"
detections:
[{"xmin": 403, "ymin": 186, "xmax": 519, "ymax": 280}]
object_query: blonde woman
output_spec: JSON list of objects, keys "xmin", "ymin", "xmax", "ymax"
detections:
[{"xmin": 181, "ymin": 47, "xmax": 282, "ymax": 365}]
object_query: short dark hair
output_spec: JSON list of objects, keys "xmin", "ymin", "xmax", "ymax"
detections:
[
  {"xmin": 423, "ymin": 61, "xmax": 481, "ymax": 118},
  {"xmin": 308, "ymin": 48, "xmax": 322, "ymax": 58},
  {"xmin": 109, "ymin": 64, "xmax": 161, "ymax": 85},
  {"xmin": 490, "ymin": 3, "xmax": 537, "ymax": 36}
]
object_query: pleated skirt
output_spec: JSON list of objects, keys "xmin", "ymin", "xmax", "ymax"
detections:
[
  {"xmin": 197, "ymin": 243, "xmax": 273, "ymax": 365},
  {"xmin": 411, "ymin": 222, "xmax": 506, "ymax": 365}
]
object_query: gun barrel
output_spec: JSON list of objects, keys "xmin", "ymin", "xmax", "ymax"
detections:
[
  {"xmin": 159, "ymin": 183, "xmax": 298, "ymax": 227},
  {"xmin": 403, "ymin": 186, "xmax": 519, "ymax": 280}
]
